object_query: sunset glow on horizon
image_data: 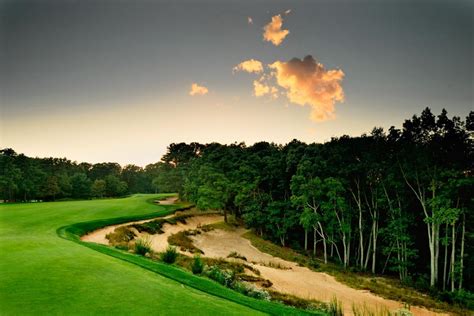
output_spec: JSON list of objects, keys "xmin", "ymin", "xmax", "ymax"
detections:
[{"xmin": 1, "ymin": 0, "xmax": 472, "ymax": 166}]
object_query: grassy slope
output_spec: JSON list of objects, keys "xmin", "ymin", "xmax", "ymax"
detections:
[{"xmin": 0, "ymin": 195, "xmax": 309, "ymax": 315}]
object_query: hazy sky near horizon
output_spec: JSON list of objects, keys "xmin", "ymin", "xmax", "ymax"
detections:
[{"xmin": 1, "ymin": 0, "xmax": 472, "ymax": 166}]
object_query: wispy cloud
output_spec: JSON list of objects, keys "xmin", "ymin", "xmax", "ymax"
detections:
[
  {"xmin": 284, "ymin": 9, "xmax": 291, "ymax": 15},
  {"xmin": 189, "ymin": 83, "xmax": 209, "ymax": 96},
  {"xmin": 248, "ymin": 17, "xmax": 253, "ymax": 25},
  {"xmin": 233, "ymin": 59, "xmax": 264, "ymax": 74},
  {"xmin": 263, "ymin": 14, "xmax": 289, "ymax": 46},
  {"xmin": 269, "ymin": 55, "xmax": 345, "ymax": 121}
]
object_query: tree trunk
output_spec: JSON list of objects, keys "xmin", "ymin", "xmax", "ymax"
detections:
[
  {"xmin": 435, "ymin": 223, "xmax": 440, "ymax": 285},
  {"xmin": 304, "ymin": 229, "xmax": 308, "ymax": 251},
  {"xmin": 313, "ymin": 228, "xmax": 317, "ymax": 255},
  {"xmin": 450, "ymin": 222, "xmax": 456, "ymax": 292},
  {"xmin": 364, "ymin": 231, "xmax": 372, "ymax": 270},
  {"xmin": 443, "ymin": 223, "xmax": 448, "ymax": 291},
  {"xmin": 317, "ymin": 222, "xmax": 327, "ymax": 263},
  {"xmin": 350, "ymin": 181, "xmax": 364, "ymax": 269},
  {"xmin": 372, "ymin": 219, "xmax": 377, "ymax": 274},
  {"xmin": 459, "ymin": 213, "xmax": 465, "ymax": 290},
  {"xmin": 401, "ymin": 166, "xmax": 437, "ymax": 287}
]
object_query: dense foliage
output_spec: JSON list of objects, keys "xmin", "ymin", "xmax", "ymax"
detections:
[
  {"xmin": 156, "ymin": 108, "xmax": 473, "ymax": 296},
  {"xmin": 0, "ymin": 151, "xmax": 179, "ymax": 201}
]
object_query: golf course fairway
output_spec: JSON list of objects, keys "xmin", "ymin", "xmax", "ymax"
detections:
[{"xmin": 0, "ymin": 194, "xmax": 311, "ymax": 315}]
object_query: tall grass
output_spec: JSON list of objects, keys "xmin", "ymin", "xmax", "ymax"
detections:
[
  {"xmin": 134, "ymin": 236, "xmax": 152, "ymax": 255},
  {"xmin": 161, "ymin": 246, "xmax": 178, "ymax": 263},
  {"xmin": 328, "ymin": 296, "xmax": 343, "ymax": 316}
]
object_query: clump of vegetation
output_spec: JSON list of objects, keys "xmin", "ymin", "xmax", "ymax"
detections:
[
  {"xmin": 106, "ymin": 226, "xmax": 136, "ymax": 248},
  {"xmin": 161, "ymin": 246, "xmax": 178, "ymax": 263},
  {"xmin": 352, "ymin": 303, "xmax": 395, "ymax": 316},
  {"xmin": 237, "ymin": 274, "xmax": 272, "ymax": 288},
  {"xmin": 168, "ymin": 230, "xmax": 204, "ymax": 254},
  {"xmin": 233, "ymin": 282, "xmax": 271, "ymax": 301},
  {"xmin": 267, "ymin": 290, "xmax": 327, "ymax": 311},
  {"xmin": 328, "ymin": 296, "xmax": 343, "ymax": 316},
  {"xmin": 130, "ymin": 214, "xmax": 193, "ymax": 235},
  {"xmin": 204, "ymin": 265, "xmax": 270, "ymax": 301},
  {"xmin": 134, "ymin": 237, "xmax": 152, "ymax": 256},
  {"xmin": 206, "ymin": 265, "xmax": 236, "ymax": 287},
  {"xmin": 256, "ymin": 261, "xmax": 291, "ymax": 270},
  {"xmin": 227, "ymin": 251, "xmax": 247, "ymax": 261},
  {"xmin": 191, "ymin": 254, "xmax": 204, "ymax": 274}
]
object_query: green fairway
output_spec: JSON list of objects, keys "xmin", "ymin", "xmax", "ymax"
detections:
[{"xmin": 0, "ymin": 195, "xmax": 309, "ymax": 315}]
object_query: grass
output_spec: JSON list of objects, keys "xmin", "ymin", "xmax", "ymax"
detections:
[
  {"xmin": 135, "ymin": 236, "xmax": 152, "ymax": 256},
  {"xmin": 161, "ymin": 246, "xmax": 178, "ymax": 263},
  {"xmin": 228, "ymin": 251, "xmax": 248, "ymax": 261},
  {"xmin": 0, "ymin": 194, "xmax": 319, "ymax": 315},
  {"xmin": 168, "ymin": 230, "xmax": 204, "ymax": 254}
]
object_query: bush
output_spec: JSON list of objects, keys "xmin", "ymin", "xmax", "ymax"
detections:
[
  {"xmin": 244, "ymin": 284, "xmax": 271, "ymax": 301},
  {"xmin": 161, "ymin": 246, "xmax": 178, "ymax": 264},
  {"xmin": 134, "ymin": 237, "xmax": 152, "ymax": 256},
  {"xmin": 205, "ymin": 265, "xmax": 235, "ymax": 287},
  {"xmin": 191, "ymin": 254, "xmax": 204, "ymax": 274},
  {"xmin": 106, "ymin": 226, "xmax": 136, "ymax": 247},
  {"xmin": 168, "ymin": 231, "xmax": 204, "ymax": 254}
]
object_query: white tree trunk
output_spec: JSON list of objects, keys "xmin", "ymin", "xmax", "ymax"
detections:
[{"xmin": 458, "ymin": 213, "xmax": 465, "ymax": 290}]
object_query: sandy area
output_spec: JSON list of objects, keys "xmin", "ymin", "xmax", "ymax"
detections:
[
  {"xmin": 155, "ymin": 196, "xmax": 179, "ymax": 205},
  {"xmin": 81, "ymin": 206, "xmax": 446, "ymax": 316},
  {"xmin": 81, "ymin": 196, "xmax": 180, "ymax": 244},
  {"xmin": 192, "ymin": 228, "xmax": 446, "ymax": 316}
]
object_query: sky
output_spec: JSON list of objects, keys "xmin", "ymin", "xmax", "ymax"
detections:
[{"xmin": 1, "ymin": 0, "xmax": 472, "ymax": 166}]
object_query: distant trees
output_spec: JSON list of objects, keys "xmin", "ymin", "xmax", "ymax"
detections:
[{"xmin": 0, "ymin": 151, "xmax": 169, "ymax": 201}]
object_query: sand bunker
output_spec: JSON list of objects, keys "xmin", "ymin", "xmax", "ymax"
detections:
[
  {"xmin": 82, "ymin": 209, "xmax": 445, "ymax": 316},
  {"xmin": 192, "ymin": 228, "xmax": 444, "ymax": 316},
  {"xmin": 155, "ymin": 196, "xmax": 179, "ymax": 205}
]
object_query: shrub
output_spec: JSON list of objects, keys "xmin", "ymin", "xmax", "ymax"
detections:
[
  {"xmin": 168, "ymin": 231, "xmax": 204, "ymax": 254},
  {"xmin": 161, "ymin": 246, "xmax": 178, "ymax": 264},
  {"xmin": 106, "ymin": 226, "xmax": 136, "ymax": 247},
  {"xmin": 134, "ymin": 237, "xmax": 152, "ymax": 256},
  {"xmin": 227, "ymin": 251, "xmax": 247, "ymax": 261},
  {"xmin": 191, "ymin": 254, "xmax": 204, "ymax": 274},
  {"xmin": 244, "ymin": 284, "xmax": 271, "ymax": 301},
  {"xmin": 205, "ymin": 265, "xmax": 235, "ymax": 287}
]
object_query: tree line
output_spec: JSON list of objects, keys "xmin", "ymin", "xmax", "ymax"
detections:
[
  {"xmin": 0, "ymin": 151, "xmax": 178, "ymax": 201},
  {"xmin": 154, "ymin": 108, "xmax": 473, "ymax": 295}
]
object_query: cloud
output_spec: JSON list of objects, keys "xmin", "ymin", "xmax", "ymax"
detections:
[
  {"xmin": 269, "ymin": 55, "xmax": 345, "ymax": 121},
  {"xmin": 233, "ymin": 59, "xmax": 264, "ymax": 74},
  {"xmin": 189, "ymin": 83, "xmax": 209, "ymax": 96},
  {"xmin": 253, "ymin": 80, "xmax": 270, "ymax": 97},
  {"xmin": 284, "ymin": 9, "xmax": 292, "ymax": 15},
  {"xmin": 248, "ymin": 17, "xmax": 253, "ymax": 24},
  {"xmin": 253, "ymin": 78, "xmax": 279, "ymax": 98},
  {"xmin": 263, "ymin": 14, "xmax": 289, "ymax": 46}
]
